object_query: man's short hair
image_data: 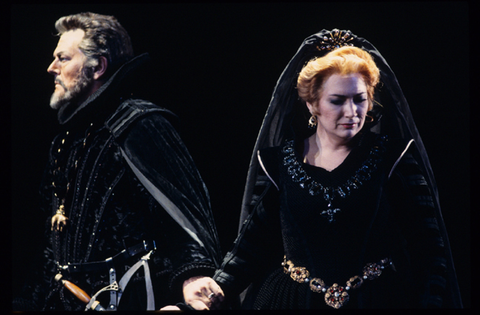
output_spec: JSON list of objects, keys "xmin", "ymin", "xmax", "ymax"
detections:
[{"xmin": 55, "ymin": 12, "xmax": 134, "ymax": 77}]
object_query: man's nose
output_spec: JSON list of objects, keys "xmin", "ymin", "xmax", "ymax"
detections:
[{"xmin": 47, "ymin": 59, "xmax": 58, "ymax": 75}]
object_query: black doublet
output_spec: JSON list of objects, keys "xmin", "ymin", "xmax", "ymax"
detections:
[{"xmin": 28, "ymin": 54, "xmax": 221, "ymax": 310}]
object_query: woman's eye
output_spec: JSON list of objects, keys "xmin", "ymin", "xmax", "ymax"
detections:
[{"xmin": 330, "ymin": 99, "xmax": 344, "ymax": 105}]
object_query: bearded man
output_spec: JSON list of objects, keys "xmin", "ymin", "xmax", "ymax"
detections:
[{"xmin": 13, "ymin": 12, "xmax": 221, "ymax": 311}]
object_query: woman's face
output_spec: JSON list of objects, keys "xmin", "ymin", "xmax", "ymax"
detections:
[{"xmin": 307, "ymin": 73, "xmax": 369, "ymax": 145}]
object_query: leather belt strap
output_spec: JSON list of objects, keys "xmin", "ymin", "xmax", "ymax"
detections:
[
  {"xmin": 85, "ymin": 250, "xmax": 156, "ymax": 311},
  {"xmin": 58, "ymin": 240, "xmax": 156, "ymax": 274}
]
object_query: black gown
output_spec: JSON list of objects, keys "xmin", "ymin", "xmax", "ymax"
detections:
[
  {"xmin": 215, "ymin": 132, "xmax": 450, "ymax": 308},
  {"xmin": 213, "ymin": 29, "xmax": 462, "ymax": 309}
]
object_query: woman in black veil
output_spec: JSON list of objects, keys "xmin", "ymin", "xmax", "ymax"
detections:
[{"xmin": 182, "ymin": 29, "xmax": 462, "ymax": 309}]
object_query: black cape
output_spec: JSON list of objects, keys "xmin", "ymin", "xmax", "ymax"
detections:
[{"xmin": 59, "ymin": 52, "xmax": 222, "ymax": 269}]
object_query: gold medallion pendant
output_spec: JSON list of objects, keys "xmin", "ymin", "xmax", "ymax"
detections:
[{"xmin": 51, "ymin": 205, "xmax": 68, "ymax": 232}]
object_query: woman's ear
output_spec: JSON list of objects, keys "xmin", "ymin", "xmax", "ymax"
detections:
[
  {"xmin": 306, "ymin": 101, "xmax": 316, "ymax": 116},
  {"xmin": 93, "ymin": 56, "xmax": 108, "ymax": 81}
]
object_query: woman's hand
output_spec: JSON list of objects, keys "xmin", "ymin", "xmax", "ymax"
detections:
[
  {"xmin": 159, "ymin": 305, "xmax": 181, "ymax": 311},
  {"xmin": 183, "ymin": 276, "xmax": 224, "ymax": 310}
]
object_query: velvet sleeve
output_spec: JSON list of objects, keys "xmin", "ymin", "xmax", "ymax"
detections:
[
  {"xmin": 118, "ymin": 111, "xmax": 221, "ymax": 293},
  {"xmin": 387, "ymin": 152, "xmax": 449, "ymax": 308},
  {"xmin": 213, "ymin": 171, "xmax": 283, "ymax": 303}
]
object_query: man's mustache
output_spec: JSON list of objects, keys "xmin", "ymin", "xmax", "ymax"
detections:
[{"xmin": 55, "ymin": 79, "xmax": 67, "ymax": 90}]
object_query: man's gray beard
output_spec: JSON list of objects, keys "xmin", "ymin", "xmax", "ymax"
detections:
[{"xmin": 50, "ymin": 68, "xmax": 94, "ymax": 110}]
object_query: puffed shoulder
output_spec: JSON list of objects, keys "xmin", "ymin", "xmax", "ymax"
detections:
[
  {"xmin": 258, "ymin": 147, "xmax": 281, "ymax": 190},
  {"xmin": 105, "ymin": 98, "xmax": 177, "ymax": 140}
]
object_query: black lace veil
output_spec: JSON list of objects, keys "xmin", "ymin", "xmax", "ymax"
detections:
[{"xmin": 238, "ymin": 29, "xmax": 462, "ymax": 307}]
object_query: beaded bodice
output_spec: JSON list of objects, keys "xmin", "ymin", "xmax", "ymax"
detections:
[{"xmin": 277, "ymin": 133, "xmax": 392, "ymax": 284}]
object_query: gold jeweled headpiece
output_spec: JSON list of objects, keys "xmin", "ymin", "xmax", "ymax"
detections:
[{"xmin": 316, "ymin": 29, "xmax": 354, "ymax": 51}]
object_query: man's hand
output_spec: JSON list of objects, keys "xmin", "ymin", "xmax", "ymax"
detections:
[{"xmin": 183, "ymin": 276, "xmax": 224, "ymax": 310}]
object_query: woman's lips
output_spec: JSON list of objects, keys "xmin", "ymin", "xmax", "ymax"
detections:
[{"xmin": 340, "ymin": 123, "xmax": 357, "ymax": 129}]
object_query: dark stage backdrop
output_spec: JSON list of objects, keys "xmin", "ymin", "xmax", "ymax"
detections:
[{"xmin": 10, "ymin": 2, "xmax": 470, "ymax": 307}]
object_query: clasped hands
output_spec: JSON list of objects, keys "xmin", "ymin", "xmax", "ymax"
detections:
[{"xmin": 159, "ymin": 276, "xmax": 224, "ymax": 311}]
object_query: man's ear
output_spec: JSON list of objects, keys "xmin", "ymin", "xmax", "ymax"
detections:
[{"xmin": 93, "ymin": 56, "xmax": 108, "ymax": 80}]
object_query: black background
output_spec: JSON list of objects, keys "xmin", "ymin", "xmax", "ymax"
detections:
[{"xmin": 10, "ymin": 2, "xmax": 470, "ymax": 307}]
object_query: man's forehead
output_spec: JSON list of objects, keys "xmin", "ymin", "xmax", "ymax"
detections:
[{"xmin": 53, "ymin": 29, "xmax": 85, "ymax": 55}]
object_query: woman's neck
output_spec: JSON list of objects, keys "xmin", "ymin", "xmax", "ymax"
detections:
[{"xmin": 303, "ymin": 132, "xmax": 353, "ymax": 171}]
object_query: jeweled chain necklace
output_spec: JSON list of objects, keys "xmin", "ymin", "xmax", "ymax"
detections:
[
  {"xmin": 282, "ymin": 256, "xmax": 394, "ymax": 309},
  {"xmin": 282, "ymin": 135, "xmax": 387, "ymax": 222}
]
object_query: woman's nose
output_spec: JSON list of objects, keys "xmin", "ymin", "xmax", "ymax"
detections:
[{"xmin": 344, "ymin": 100, "xmax": 357, "ymax": 117}]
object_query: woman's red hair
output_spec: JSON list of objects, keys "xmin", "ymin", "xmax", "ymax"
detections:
[{"xmin": 297, "ymin": 46, "xmax": 380, "ymax": 110}]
